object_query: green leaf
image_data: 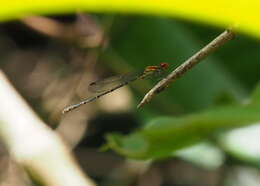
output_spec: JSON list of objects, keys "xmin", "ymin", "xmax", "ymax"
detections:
[
  {"xmin": 106, "ymin": 86, "xmax": 260, "ymax": 159},
  {"xmin": 250, "ymin": 82, "xmax": 260, "ymax": 104},
  {"xmin": 213, "ymin": 91, "xmax": 238, "ymax": 106}
]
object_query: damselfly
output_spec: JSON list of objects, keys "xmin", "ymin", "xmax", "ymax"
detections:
[{"xmin": 62, "ymin": 63, "xmax": 169, "ymax": 114}]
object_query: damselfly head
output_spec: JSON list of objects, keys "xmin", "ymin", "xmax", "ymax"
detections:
[{"xmin": 160, "ymin": 62, "xmax": 169, "ymax": 69}]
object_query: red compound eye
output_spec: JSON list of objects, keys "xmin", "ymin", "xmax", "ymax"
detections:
[{"xmin": 160, "ymin": 62, "xmax": 169, "ymax": 69}]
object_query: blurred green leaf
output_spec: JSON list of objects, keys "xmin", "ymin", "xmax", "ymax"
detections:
[
  {"xmin": 106, "ymin": 84, "xmax": 260, "ymax": 159},
  {"xmin": 250, "ymin": 82, "xmax": 260, "ymax": 104},
  {"xmin": 213, "ymin": 91, "xmax": 238, "ymax": 106}
]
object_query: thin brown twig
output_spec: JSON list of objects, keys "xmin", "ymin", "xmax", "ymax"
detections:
[{"xmin": 137, "ymin": 29, "xmax": 235, "ymax": 108}]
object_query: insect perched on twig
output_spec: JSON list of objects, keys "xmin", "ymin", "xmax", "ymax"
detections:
[{"xmin": 62, "ymin": 63, "xmax": 169, "ymax": 114}]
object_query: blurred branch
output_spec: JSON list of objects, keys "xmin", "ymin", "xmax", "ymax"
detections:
[
  {"xmin": 0, "ymin": 71, "xmax": 96, "ymax": 186},
  {"xmin": 22, "ymin": 15, "xmax": 103, "ymax": 48},
  {"xmin": 22, "ymin": 16, "xmax": 70, "ymax": 38},
  {"xmin": 137, "ymin": 29, "xmax": 235, "ymax": 108}
]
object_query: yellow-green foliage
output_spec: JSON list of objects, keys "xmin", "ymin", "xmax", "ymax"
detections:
[{"xmin": 1, "ymin": 0, "xmax": 260, "ymax": 39}]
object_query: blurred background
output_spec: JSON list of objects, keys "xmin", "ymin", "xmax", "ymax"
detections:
[{"xmin": 1, "ymin": 13, "xmax": 260, "ymax": 186}]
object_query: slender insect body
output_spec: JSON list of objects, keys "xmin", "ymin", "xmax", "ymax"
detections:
[
  {"xmin": 62, "ymin": 63, "xmax": 169, "ymax": 114},
  {"xmin": 62, "ymin": 79, "xmax": 133, "ymax": 114}
]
